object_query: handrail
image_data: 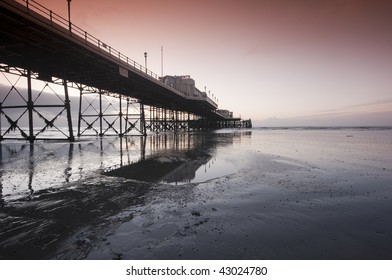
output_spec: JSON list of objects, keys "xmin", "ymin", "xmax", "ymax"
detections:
[
  {"xmin": 7, "ymin": 0, "xmax": 218, "ymax": 108},
  {"xmin": 14, "ymin": 0, "xmax": 158, "ymax": 78}
]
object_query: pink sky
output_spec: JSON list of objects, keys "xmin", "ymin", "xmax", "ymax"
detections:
[{"xmin": 11, "ymin": 0, "xmax": 392, "ymax": 125}]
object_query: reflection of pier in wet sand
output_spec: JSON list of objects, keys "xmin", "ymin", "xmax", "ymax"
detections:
[
  {"xmin": 0, "ymin": 132, "xmax": 246, "ymax": 199},
  {"xmin": 2, "ymin": 129, "xmax": 391, "ymax": 260},
  {"xmin": 106, "ymin": 156, "xmax": 211, "ymax": 184},
  {"xmin": 107, "ymin": 133, "xmax": 221, "ymax": 184},
  {"xmin": 0, "ymin": 131, "xmax": 250, "ymax": 259}
]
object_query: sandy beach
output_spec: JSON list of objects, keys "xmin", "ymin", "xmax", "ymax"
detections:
[{"xmin": 0, "ymin": 128, "xmax": 391, "ymax": 259}]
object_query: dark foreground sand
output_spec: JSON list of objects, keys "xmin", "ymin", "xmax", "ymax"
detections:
[{"xmin": 0, "ymin": 129, "xmax": 391, "ymax": 259}]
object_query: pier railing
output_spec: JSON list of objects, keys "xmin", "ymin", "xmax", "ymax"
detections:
[
  {"xmin": 14, "ymin": 0, "xmax": 158, "ymax": 78},
  {"xmin": 6, "ymin": 0, "xmax": 218, "ymax": 108}
]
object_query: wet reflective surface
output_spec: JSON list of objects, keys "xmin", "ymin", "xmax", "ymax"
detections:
[
  {"xmin": 0, "ymin": 131, "xmax": 248, "ymax": 201},
  {"xmin": 0, "ymin": 130, "xmax": 251, "ymax": 259},
  {"xmin": 1, "ymin": 128, "xmax": 392, "ymax": 259},
  {"xmin": 105, "ymin": 133, "xmax": 240, "ymax": 185}
]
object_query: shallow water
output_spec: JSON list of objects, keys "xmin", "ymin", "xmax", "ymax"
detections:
[
  {"xmin": 0, "ymin": 131, "xmax": 247, "ymax": 200},
  {"xmin": 0, "ymin": 128, "xmax": 392, "ymax": 259}
]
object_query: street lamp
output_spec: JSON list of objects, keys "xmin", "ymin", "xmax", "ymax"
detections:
[
  {"xmin": 144, "ymin": 52, "xmax": 147, "ymax": 74},
  {"xmin": 67, "ymin": 0, "xmax": 71, "ymax": 33}
]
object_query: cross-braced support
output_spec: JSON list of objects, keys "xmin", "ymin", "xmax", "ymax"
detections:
[
  {"xmin": 145, "ymin": 105, "xmax": 200, "ymax": 133},
  {"xmin": 77, "ymin": 86, "xmax": 146, "ymax": 137},
  {"xmin": 0, "ymin": 65, "xmax": 75, "ymax": 142}
]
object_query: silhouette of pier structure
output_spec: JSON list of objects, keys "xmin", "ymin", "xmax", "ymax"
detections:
[{"xmin": 0, "ymin": 0, "xmax": 251, "ymax": 142}]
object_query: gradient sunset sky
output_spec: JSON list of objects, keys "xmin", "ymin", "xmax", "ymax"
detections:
[{"xmin": 10, "ymin": 0, "xmax": 392, "ymax": 125}]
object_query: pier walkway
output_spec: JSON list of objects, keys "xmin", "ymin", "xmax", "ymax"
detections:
[{"xmin": 0, "ymin": 0, "xmax": 251, "ymax": 142}]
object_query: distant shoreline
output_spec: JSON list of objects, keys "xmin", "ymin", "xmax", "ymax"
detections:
[{"xmin": 251, "ymin": 126, "xmax": 392, "ymax": 130}]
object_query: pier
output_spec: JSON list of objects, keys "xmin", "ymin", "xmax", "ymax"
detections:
[{"xmin": 0, "ymin": 0, "xmax": 251, "ymax": 142}]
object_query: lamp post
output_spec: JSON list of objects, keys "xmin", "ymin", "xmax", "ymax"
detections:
[
  {"xmin": 144, "ymin": 52, "xmax": 147, "ymax": 74},
  {"xmin": 67, "ymin": 0, "xmax": 71, "ymax": 33}
]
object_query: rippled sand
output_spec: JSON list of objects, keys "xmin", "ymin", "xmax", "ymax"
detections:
[{"xmin": 1, "ymin": 128, "xmax": 391, "ymax": 259}]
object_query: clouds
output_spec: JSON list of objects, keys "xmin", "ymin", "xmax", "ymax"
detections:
[{"xmin": 255, "ymin": 98, "xmax": 392, "ymax": 127}]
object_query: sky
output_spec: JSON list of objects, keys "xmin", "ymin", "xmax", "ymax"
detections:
[{"xmin": 3, "ymin": 0, "xmax": 392, "ymax": 126}]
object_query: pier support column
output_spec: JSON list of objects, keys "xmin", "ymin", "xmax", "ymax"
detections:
[
  {"xmin": 0, "ymin": 101, "xmax": 2, "ymax": 142},
  {"xmin": 119, "ymin": 95, "xmax": 123, "ymax": 137},
  {"xmin": 0, "ymin": 144, "xmax": 3, "ymax": 208},
  {"xmin": 140, "ymin": 103, "xmax": 146, "ymax": 136},
  {"xmin": 99, "ymin": 89, "xmax": 103, "ymax": 137},
  {"xmin": 27, "ymin": 70, "xmax": 34, "ymax": 143},
  {"xmin": 175, "ymin": 110, "xmax": 179, "ymax": 132},
  {"xmin": 1, "ymin": 65, "xmax": 78, "ymax": 141},
  {"xmin": 77, "ymin": 86, "xmax": 83, "ymax": 137},
  {"xmin": 164, "ymin": 108, "xmax": 167, "ymax": 131},
  {"xmin": 124, "ymin": 98, "xmax": 129, "ymax": 134},
  {"xmin": 187, "ymin": 112, "xmax": 190, "ymax": 132},
  {"xmin": 63, "ymin": 79, "xmax": 75, "ymax": 142}
]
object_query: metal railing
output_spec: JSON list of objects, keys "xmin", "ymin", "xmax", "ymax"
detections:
[
  {"xmin": 7, "ymin": 0, "xmax": 218, "ymax": 108},
  {"xmin": 13, "ymin": 0, "xmax": 158, "ymax": 78}
]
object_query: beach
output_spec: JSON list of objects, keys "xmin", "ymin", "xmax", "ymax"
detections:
[{"xmin": 0, "ymin": 128, "xmax": 391, "ymax": 259}]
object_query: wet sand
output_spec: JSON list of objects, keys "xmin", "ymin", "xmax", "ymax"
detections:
[{"xmin": 1, "ymin": 128, "xmax": 392, "ymax": 259}]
